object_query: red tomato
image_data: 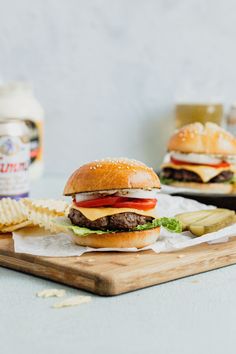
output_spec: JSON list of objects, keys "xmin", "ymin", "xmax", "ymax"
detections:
[
  {"xmin": 74, "ymin": 196, "xmax": 157, "ymax": 210},
  {"xmin": 74, "ymin": 196, "xmax": 121, "ymax": 208},
  {"xmin": 170, "ymin": 157, "xmax": 230, "ymax": 168},
  {"xmin": 113, "ymin": 198, "xmax": 157, "ymax": 210}
]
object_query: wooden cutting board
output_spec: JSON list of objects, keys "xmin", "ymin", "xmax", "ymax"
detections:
[{"xmin": 1, "ymin": 234, "xmax": 236, "ymax": 296}]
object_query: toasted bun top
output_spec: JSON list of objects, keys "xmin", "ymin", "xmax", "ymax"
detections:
[
  {"xmin": 64, "ymin": 158, "xmax": 160, "ymax": 195},
  {"xmin": 168, "ymin": 122, "xmax": 236, "ymax": 155}
]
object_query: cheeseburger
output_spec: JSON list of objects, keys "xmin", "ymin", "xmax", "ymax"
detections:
[
  {"xmin": 161, "ymin": 122, "xmax": 236, "ymax": 193},
  {"xmin": 63, "ymin": 158, "xmax": 181, "ymax": 248}
]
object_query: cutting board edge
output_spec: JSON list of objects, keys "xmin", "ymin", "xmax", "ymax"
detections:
[
  {"xmin": 2, "ymin": 236, "xmax": 236, "ymax": 296},
  {"xmin": 94, "ymin": 251, "xmax": 236, "ymax": 295},
  {"xmin": 0, "ymin": 254, "xmax": 100, "ymax": 294}
]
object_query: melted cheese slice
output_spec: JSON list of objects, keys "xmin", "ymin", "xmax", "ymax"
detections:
[
  {"xmin": 162, "ymin": 163, "xmax": 236, "ymax": 183},
  {"xmin": 72, "ymin": 205, "xmax": 158, "ymax": 221}
]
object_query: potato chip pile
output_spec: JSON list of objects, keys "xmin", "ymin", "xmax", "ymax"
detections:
[{"xmin": 0, "ymin": 198, "xmax": 69, "ymax": 234}]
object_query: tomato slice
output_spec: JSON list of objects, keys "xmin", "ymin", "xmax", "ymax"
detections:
[
  {"xmin": 170, "ymin": 157, "xmax": 230, "ymax": 168},
  {"xmin": 74, "ymin": 196, "xmax": 121, "ymax": 208},
  {"xmin": 74, "ymin": 196, "xmax": 157, "ymax": 210},
  {"xmin": 113, "ymin": 198, "xmax": 157, "ymax": 210}
]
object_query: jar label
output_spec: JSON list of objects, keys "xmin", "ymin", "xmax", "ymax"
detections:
[
  {"xmin": 24, "ymin": 119, "xmax": 43, "ymax": 166},
  {"xmin": 0, "ymin": 136, "xmax": 30, "ymax": 196}
]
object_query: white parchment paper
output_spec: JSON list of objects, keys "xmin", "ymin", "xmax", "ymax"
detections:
[
  {"xmin": 12, "ymin": 194, "xmax": 236, "ymax": 257},
  {"xmin": 161, "ymin": 184, "xmax": 226, "ymax": 195}
]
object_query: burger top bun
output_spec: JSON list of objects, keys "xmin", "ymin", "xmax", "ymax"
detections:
[
  {"xmin": 64, "ymin": 158, "xmax": 160, "ymax": 195},
  {"xmin": 168, "ymin": 122, "xmax": 236, "ymax": 155}
]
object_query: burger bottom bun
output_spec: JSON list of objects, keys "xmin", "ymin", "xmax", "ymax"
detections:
[
  {"xmin": 169, "ymin": 181, "xmax": 233, "ymax": 194},
  {"xmin": 72, "ymin": 227, "xmax": 160, "ymax": 249}
]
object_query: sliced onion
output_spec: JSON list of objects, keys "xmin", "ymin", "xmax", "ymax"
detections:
[
  {"xmin": 75, "ymin": 188, "xmax": 160, "ymax": 202},
  {"xmin": 226, "ymin": 155, "xmax": 236, "ymax": 164},
  {"xmin": 171, "ymin": 152, "xmax": 223, "ymax": 165}
]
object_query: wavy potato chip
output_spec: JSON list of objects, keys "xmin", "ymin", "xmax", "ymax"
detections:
[
  {"xmin": 23, "ymin": 199, "xmax": 69, "ymax": 216},
  {"xmin": 22, "ymin": 198, "xmax": 69, "ymax": 233},
  {"xmin": 0, "ymin": 220, "xmax": 32, "ymax": 233},
  {"xmin": 24, "ymin": 208, "xmax": 65, "ymax": 234},
  {"xmin": 0, "ymin": 198, "xmax": 69, "ymax": 234},
  {"xmin": 0, "ymin": 198, "xmax": 27, "ymax": 226}
]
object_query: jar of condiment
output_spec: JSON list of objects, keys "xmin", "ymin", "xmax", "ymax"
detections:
[
  {"xmin": 0, "ymin": 82, "xmax": 44, "ymax": 179},
  {"xmin": 226, "ymin": 104, "xmax": 236, "ymax": 136},
  {"xmin": 175, "ymin": 103, "xmax": 223, "ymax": 128}
]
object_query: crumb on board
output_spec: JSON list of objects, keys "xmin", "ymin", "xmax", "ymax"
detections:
[
  {"xmin": 177, "ymin": 254, "xmax": 186, "ymax": 259},
  {"xmin": 52, "ymin": 295, "xmax": 92, "ymax": 309},
  {"xmin": 36, "ymin": 289, "xmax": 66, "ymax": 298},
  {"xmin": 77, "ymin": 258, "xmax": 96, "ymax": 265}
]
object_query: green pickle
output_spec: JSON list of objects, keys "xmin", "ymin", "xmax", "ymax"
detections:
[{"xmin": 175, "ymin": 209, "xmax": 235, "ymax": 236}]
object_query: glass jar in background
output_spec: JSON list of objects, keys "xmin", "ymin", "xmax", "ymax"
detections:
[
  {"xmin": 175, "ymin": 103, "xmax": 223, "ymax": 128},
  {"xmin": 0, "ymin": 119, "xmax": 30, "ymax": 199},
  {"xmin": 226, "ymin": 104, "xmax": 236, "ymax": 136},
  {"xmin": 0, "ymin": 82, "xmax": 44, "ymax": 179}
]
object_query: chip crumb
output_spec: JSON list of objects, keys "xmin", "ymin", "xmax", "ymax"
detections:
[
  {"xmin": 36, "ymin": 289, "xmax": 66, "ymax": 298},
  {"xmin": 52, "ymin": 295, "xmax": 91, "ymax": 309},
  {"xmin": 191, "ymin": 279, "xmax": 199, "ymax": 284},
  {"xmin": 177, "ymin": 254, "xmax": 186, "ymax": 258}
]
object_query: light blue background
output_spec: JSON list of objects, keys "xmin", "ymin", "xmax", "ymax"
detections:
[{"xmin": 0, "ymin": 0, "xmax": 236, "ymax": 176}]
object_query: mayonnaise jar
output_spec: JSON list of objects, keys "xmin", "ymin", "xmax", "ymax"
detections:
[{"xmin": 0, "ymin": 81, "xmax": 44, "ymax": 179}]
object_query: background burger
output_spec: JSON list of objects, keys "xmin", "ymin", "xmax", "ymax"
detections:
[
  {"xmin": 62, "ymin": 158, "xmax": 181, "ymax": 248},
  {"xmin": 160, "ymin": 122, "xmax": 236, "ymax": 193}
]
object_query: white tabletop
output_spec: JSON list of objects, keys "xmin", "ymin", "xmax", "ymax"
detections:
[{"xmin": 1, "ymin": 177, "xmax": 236, "ymax": 354}]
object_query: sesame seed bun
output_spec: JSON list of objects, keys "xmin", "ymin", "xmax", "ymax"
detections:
[
  {"xmin": 168, "ymin": 122, "xmax": 236, "ymax": 155},
  {"xmin": 71, "ymin": 227, "xmax": 160, "ymax": 248},
  {"xmin": 64, "ymin": 158, "xmax": 160, "ymax": 195}
]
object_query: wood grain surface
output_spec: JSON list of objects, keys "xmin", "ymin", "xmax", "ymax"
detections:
[{"xmin": 1, "ymin": 234, "xmax": 236, "ymax": 295}]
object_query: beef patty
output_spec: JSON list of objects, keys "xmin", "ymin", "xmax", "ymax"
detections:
[
  {"xmin": 161, "ymin": 168, "xmax": 233, "ymax": 183},
  {"xmin": 68, "ymin": 208, "xmax": 154, "ymax": 231}
]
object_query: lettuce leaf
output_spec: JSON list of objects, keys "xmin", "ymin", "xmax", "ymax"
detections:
[
  {"xmin": 160, "ymin": 176, "xmax": 175, "ymax": 185},
  {"xmin": 68, "ymin": 225, "xmax": 114, "ymax": 237},
  {"xmin": 56, "ymin": 216, "xmax": 182, "ymax": 236},
  {"xmin": 56, "ymin": 219, "xmax": 114, "ymax": 237},
  {"xmin": 134, "ymin": 217, "xmax": 182, "ymax": 233},
  {"xmin": 224, "ymin": 175, "xmax": 236, "ymax": 184}
]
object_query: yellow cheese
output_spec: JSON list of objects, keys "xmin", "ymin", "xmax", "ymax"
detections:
[
  {"xmin": 71, "ymin": 205, "xmax": 158, "ymax": 221},
  {"xmin": 161, "ymin": 163, "xmax": 235, "ymax": 183}
]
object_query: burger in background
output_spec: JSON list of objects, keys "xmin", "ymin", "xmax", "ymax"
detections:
[
  {"xmin": 61, "ymin": 158, "xmax": 181, "ymax": 248},
  {"xmin": 160, "ymin": 122, "xmax": 236, "ymax": 193}
]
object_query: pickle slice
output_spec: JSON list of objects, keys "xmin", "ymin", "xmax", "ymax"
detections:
[
  {"xmin": 175, "ymin": 210, "xmax": 216, "ymax": 230},
  {"xmin": 189, "ymin": 211, "xmax": 235, "ymax": 236},
  {"xmin": 175, "ymin": 209, "xmax": 236, "ymax": 236}
]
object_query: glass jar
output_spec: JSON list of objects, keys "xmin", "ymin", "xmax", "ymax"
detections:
[
  {"xmin": 175, "ymin": 103, "xmax": 223, "ymax": 128},
  {"xmin": 226, "ymin": 104, "xmax": 236, "ymax": 136},
  {"xmin": 0, "ymin": 81, "xmax": 44, "ymax": 179}
]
